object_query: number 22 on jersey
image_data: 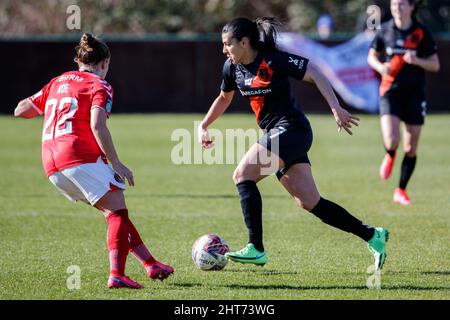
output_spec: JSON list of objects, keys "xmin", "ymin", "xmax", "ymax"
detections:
[{"xmin": 42, "ymin": 97, "xmax": 78, "ymax": 141}]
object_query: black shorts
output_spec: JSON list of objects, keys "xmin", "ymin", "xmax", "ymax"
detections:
[
  {"xmin": 257, "ymin": 123, "xmax": 313, "ymax": 180},
  {"xmin": 380, "ymin": 86, "xmax": 426, "ymax": 125}
]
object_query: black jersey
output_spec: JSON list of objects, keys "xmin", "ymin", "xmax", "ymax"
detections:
[
  {"xmin": 221, "ymin": 49, "xmax": 310, "ymax": 130},
  {"xmin": 371, "ymin": 19, "xmax": 437, "ymax": 96}
]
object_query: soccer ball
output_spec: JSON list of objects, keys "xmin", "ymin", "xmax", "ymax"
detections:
[{"xmin": 192, "ymin": 234, "xmax": 230, "ymax": 271}]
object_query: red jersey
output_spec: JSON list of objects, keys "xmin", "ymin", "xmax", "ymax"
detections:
[{"xmin": 27, "ymin": 71, "xmax": 113, "ymax": 176}]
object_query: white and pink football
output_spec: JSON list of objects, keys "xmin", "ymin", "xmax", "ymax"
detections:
[{"xmin": 192, "ymin": 234, "xmax": 230, "ymax": 271}]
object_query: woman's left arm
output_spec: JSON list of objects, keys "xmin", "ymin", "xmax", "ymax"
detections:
[
  {"xmin": 404, "ymin": 51, "xmax": 440, "ymax": 72},
  {"xmin": 91, "ymin": 108, "xmax": 134, "ymax": 186},
  {"xmin": 303, "ymin": 63, "xmax": 360, "ymax": 135}
]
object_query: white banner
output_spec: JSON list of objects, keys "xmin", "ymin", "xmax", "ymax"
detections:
[{"xmin": 278, "ymin": 32, "xmax": 380, "ymax": 113}]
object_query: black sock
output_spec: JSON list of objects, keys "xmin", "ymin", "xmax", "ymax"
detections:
[
  {"xmin": 385, "ymin": 148, "xmax": 396, "ymax": 158},
  {"xmin": 236, "ymin": 180, "xmax": 264, "ymax": 252},
  {"xmin": 309, "ymin": 197, "xmax": 375, "ymax": 242},
  {"xmin": 399, "ymin": 155, "xmax": 417, "ymax": 190}
]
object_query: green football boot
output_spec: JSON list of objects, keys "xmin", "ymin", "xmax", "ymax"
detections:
[
  {"xmin": 367, "ymin": 227, "xmax": 390, "ymax": 270},
  {"xmin": 225, "ymin": 243, "xmax": 268, "ymax": 266}
]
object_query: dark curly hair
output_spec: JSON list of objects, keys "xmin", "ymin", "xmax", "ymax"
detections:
[{"xmin": 75, "ymin": 33, "xmax": 110, "ymax": 65}]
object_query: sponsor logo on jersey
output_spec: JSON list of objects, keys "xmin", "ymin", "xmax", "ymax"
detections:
[
  {"xmin": 386, "ymin": 47, "xmax": 408, "ymax": 56},
  {"xmin": 240, "ymin": 88, "xmax": 272, "ymax": 96},
  {"xmin": 288, "ymin": 56, "xmax": 305, "ymax": 70}
]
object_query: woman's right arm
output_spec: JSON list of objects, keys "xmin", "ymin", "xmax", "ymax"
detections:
[
  {"xmin": 198, "ymin": 90, "xmax": 234, "ymax": 149},
  {"xmin": 14, "ymin": 99, "xmax": 40, "ymax": 119},
  {"xmin": 367, "ymin": 48, "xmax": 390, "ymax": 76}
]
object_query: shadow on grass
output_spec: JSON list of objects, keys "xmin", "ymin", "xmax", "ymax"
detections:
[
  {"xmin": 8, "ymin": 193, "xmax": 289, "ymax": 199},
  {"xmin": 169, "ymin": 282, "xmax": 450, "ymax": 291},
  {"xmin": 224, "ymin": 269, "xmax": 301, "ymax": 276},
  {"xmin": 224, "ymin": 268, "xmax": 450, "ymax": 277},
  {"xmin": 170, "ymin": 283, "xmax": 204, "ymax": 288},
  {"xmin": 169, "ymin": 268, "xmax": 450, "ymax": 291},
  {"xmin": 385, "ymin": 270, "xmax": 450, "ymax": 276},
  {"xmin": 221, "ymin": 284, "xmax": 450, "ymax": 291},
  {"xmin": 130, "ymin": 194, "xmax": 289, "ymax": 199},
  {"xmin": 420, "ymin": 271, "xmax": 450, "ymax": 275}
]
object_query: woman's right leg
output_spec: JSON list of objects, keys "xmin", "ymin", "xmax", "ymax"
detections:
[
  {"xmin": 393, "ymin": 123, "xmax": 422, "ymax": 206},
  {"xmin": 95, "ymin": 189, "xmax": 156, "ymax": 266},
  {"xmin": 95, "ymin": 191, "xmax": 174, "ymax": 282},
  {"xmin": 379, "ymin": 114, "xmax": 401, "ymax": 180},
  {"xmin": 94, "ymin": 190, "xmax": 145, "ymax": 288},
  {"xmin": 49, "ymin": 171, "xmax": 143, "ymax": 288},
  {"xmin": 226, "ymin": 143, "xmax": 283, "ymax": 265}
]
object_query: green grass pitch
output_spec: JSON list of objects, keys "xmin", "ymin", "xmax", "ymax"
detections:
[{"xmin": 0, "ymin": 113, "xmax": 449, "ymax": 299}]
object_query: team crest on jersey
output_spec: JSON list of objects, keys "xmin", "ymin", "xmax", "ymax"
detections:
[
  {"xmin": 410, "ymin": 34, "xmax": 420, "ymax": 44},
  {"xmin": 244, "ymin": 78, "xmax": 253, "ymax": 86},
  {"xmin": 106, "ymin": 98, "xmax": 112, "ymax": 113},
  {"xmin": 258, "ymin": 68, "xmax": 270, "ymax": 81}
]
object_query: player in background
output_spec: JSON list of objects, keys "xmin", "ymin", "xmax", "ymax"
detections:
[
  {"xmin": 368, "ymin": 0, "xmax": 440, "ymax": 206},
  {"xmin": 198, "ymin": 17, "xmax": 389, "ymax": 271},
  {"xmin": 14, "ymin": 33, "xmax": 173, "ymax": 289}
]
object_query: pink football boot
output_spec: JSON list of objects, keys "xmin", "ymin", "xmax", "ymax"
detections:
[
  {"xmin": 145, "ymin": 261, "xmax": 174, "ymax": 280},
  {"xmin": 108, "ymin": 275, "xmax": 144, "ymax": 289}
]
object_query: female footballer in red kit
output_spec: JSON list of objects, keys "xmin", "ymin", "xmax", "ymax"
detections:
[{"xmin": 14, "ymin": 33, "xmax": 173, "ymax": 289}]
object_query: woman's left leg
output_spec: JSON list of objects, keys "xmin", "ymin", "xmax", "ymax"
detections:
[
  {"xmin": 279, "ymin": 163, "xmax": 375, "ymax": 240},
  {"xmin": 400, "ymin": 124, "xmax": 421, "ymax": 188},
  {"xmin": 279, "ymin": 163, "xmax": 389, "ymax": 269},
  {"xmin": 394, "ymin": 124, "xmax": 422, "ymax": 205}
]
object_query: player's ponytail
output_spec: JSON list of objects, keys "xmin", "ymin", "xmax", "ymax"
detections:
[
  {"xmin": 222, "ymin": 17, "xmax": 281, "ymax": 51},
  {"xmin": 75, "ymin": 33, "xmax": 110, "ymax": 65},
  {"xmin": 254, "ymin": 17, "xmax": 281, "ymax": 51},
  {"xmin": 409, "ymin": 0, "xmax": 425, "ymax": 20}
]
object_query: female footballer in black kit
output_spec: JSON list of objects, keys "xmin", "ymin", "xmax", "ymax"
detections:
[
  {"xmin": 368, "ymin": 0, "xmax": 440, "ymax": 206},
  {"xmin": 199, "ymin": 17, "xmax": 389, "ymax": 270}
]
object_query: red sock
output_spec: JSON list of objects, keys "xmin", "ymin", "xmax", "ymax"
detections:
[
  {"xmin": 128, "ymin": 219, "xmax": 156, "ymax": 265},
  {"xmin": 106, "ymin": 209, "xmax": 130, "ymax": 277}
]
